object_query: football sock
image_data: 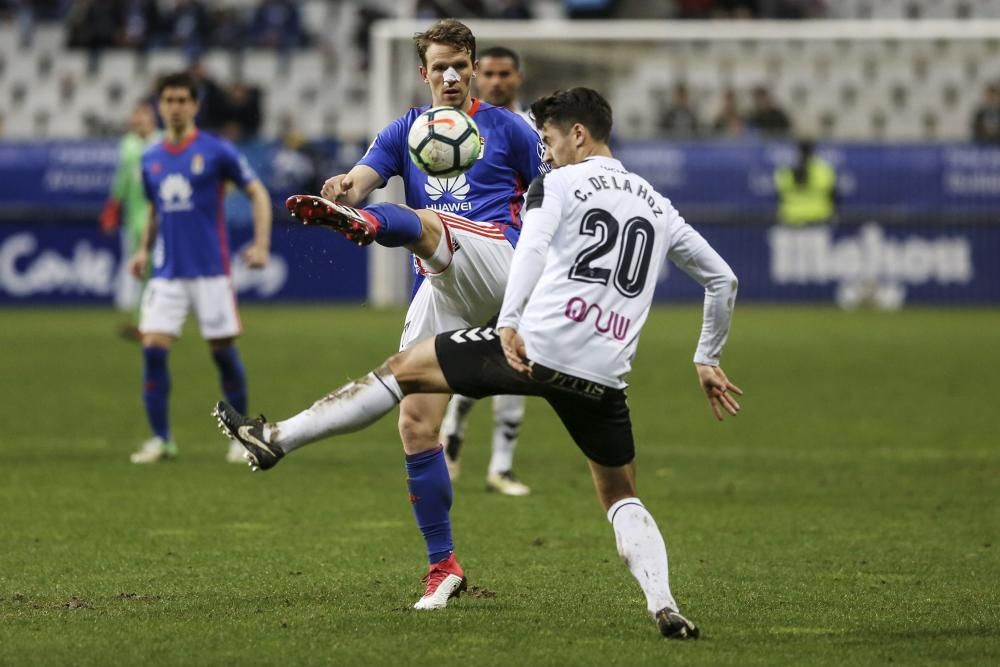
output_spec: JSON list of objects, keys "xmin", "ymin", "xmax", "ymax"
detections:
[
  {"xmin": 405, "ymin": 445, "xmax": 455, "ymax": 564},
  {"xmin": 607, "ymin": 497, "xmax": 678, "ymax": 615},
  {"xmin": 142, "ymin": 346, "xmax": 171, "ymax": 442},
  {"xmin": 211, "ymin": 346, "xmax": 247, "ymax": 414},
  {"xmin": 267, "ymin": 371, "xmax": 403, "ymax": 452},
  {"xmin": 441, "ymin": 395, "xmax": 476, "ymax": 446},
  {"xmin": 488, "ymin": 394, "xmax": 524, "ymax": 476},
  {"xmin": 364, "ymin": 202, "xmax": 423, "ymax": 247}
]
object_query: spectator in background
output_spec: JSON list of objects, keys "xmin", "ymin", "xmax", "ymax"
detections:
[
  {"xmin": 746, "ymin": 86, "xmax": 792, "ymax": 137},
  {"xmin": 187, "ymin": 59, "xmax": 228, "ymax": 131},
  {"xmin": 121, "ymin": 0, "xmax": 159, "ymax": 50},
  {"xmin": 495, "ymin": 0, "xmax": 533, "ymax": 19},
  {"xmin": 219, "ymin": 81, "xmax": 263, "ymax": 142},
  {"xmin": 565, "ymin": 0, "xmax": 617, "ymax": 19},
  {"xmin": 210, "ymin": 6, "xmax": 246, "ymax": 50},
  {"xmin": 972, "ymin": 83, "xmax": 1000, "ymax": 144},
  {"xmin": 252, "ymin": 0, "xmax": 303, "ymax": 52},
  {"xmin": 657, "ymin": 83, "xmax": 700, "ymax": 138},
  {"xmin": 715, "ymin": 0, "xmax": 757, "ymax": 17},
  {"xmin": 66, "ymin": 0, "xmax": 120, "ymax": 51},
  {"xmin": 773, "ymin": 138, "xmax": 837, "ymax": 226},
  {"xmin": 713, "ymin": 88, "xmax": 745, "ymax": 137},
  {"xmin": 416, "ymin": 0, "xmax": 487, "ymax": 19},
  {"xmin": 675, "ymin": 0, "xmax": 715, "ymax": 18},
  {"xmin": 164, "ymin": 0, "xmax": 211, "ymax": 59}
]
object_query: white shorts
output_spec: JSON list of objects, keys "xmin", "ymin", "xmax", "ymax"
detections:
[
  {"xmin": 400, "ymin": 212, "xmax": 514, "ymax": 350},
  {"xmin": 139, "ymin": 276, "xmax": 242, "ymax": 340}
]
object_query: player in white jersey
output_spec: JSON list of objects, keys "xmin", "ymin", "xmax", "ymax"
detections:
[
  {"xmin": 215, "ymin": 88, "xmax": 741, "ymax": 637},
  {"xmin": 441, "ymin": 45, "xmax": 535, "ymax": 496}
]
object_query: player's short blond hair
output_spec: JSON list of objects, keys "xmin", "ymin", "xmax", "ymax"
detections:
[{"xmin": 413, "ymin": 19, "xmax": 476, "ymax": 66}]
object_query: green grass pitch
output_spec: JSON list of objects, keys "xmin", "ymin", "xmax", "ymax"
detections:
[{"xmin": 1, "ymin": 305, "xmax": 998, "ymax": 666}]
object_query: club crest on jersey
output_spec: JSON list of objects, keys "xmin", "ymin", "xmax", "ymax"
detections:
[
  {"xmin": 478, "ymin": 135, "xmax": 486, "ymax": 160},
  {"xmin": 191, "ymin": 153, "xmax": 205, "ymax": 175}
]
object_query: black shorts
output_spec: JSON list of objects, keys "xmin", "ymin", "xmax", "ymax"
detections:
[{"xmin": 435, "ymin": 325, "xmax": 634, "ymax": 467}]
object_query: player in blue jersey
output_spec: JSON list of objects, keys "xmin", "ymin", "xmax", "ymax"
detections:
[
  {"xmin": 127, "ymin": 71, "xmax": 272, "ymax": 464},
  {"xmin": 270, "ymin": 19, "xmax": 545, "ymax": 609}
]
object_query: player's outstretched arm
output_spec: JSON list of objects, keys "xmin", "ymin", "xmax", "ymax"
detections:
[
  {"xmin": 695, "ymin": 364, "xmax": 743, "ymax": 421},
  {"xmin": 320, "ymin": 165, "xmax": 383, "ymax": 206},
  {"xmin": 243, "ymin": 179, "xmax": 272, "ymax": 268}
]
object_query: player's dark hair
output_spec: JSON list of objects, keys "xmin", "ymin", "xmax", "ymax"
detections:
[
  {"xmin": 479, "ymin": 46, "xmax": 520, "ymax": 69},
  {"xmin": 530, "ymin": 87, "xmax": 613, "ymax": 142},
  {"xmin": 413, "ymin": 18, "xmax": 476, "ymax": 65},
  {"xmin": 157, "ymin": 71, "xmax": 199, "ymax": 101}
]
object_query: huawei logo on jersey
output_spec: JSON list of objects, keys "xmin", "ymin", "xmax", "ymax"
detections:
[
  {"xmin": 425, "ymin": 173, "xmax": 470, "ymax": 201},
  {"xmin": 159, "ymin": 173, "xmax": 194, "ymax": 212}
]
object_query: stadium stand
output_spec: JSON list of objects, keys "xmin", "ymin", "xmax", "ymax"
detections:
[{"xmin": 1, "ymin": 0, "xmax": 1000, "ymax": 141}]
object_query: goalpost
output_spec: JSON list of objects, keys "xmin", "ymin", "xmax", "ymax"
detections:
[{"xmin": 366, "ymin": 18, "xmax": 1000, "ymax": 305}]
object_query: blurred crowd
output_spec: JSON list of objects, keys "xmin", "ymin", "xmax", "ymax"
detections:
[
  {"xmin": 655, "ymin": 84, "xmax": 793, "ymax": 139},
  {"xmin": 1, "ymin": 0, "xmax": 306, "ymax": 56},
  {"xmin": 653, "ymin": 80, "xmax": 1000, "ymax": 144}
]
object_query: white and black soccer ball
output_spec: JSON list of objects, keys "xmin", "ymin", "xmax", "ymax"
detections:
[{"xmin": 407, "ymin": 106, "xmax": 481, "ymax": 178}]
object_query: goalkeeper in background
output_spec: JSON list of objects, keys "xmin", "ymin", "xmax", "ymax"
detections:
[{"xmin": 100, "ymin": 102, "xmax": 160, "ymax": 340}]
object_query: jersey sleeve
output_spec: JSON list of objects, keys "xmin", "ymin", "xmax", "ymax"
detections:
[
  {"xmin": 356, "ymin": 114, "xmax": 410, "ymax": 183},
  {"xmin": 497, "ymin": 172, "xmax": 562, "ymax": 330},
  {"xmin": 666, "ymin": 216, "xmax": 739, "ymax": 366},
  {"xmin": 218, "ymin": 140, "xmax": 259, "ymax": 189},
  {"xmin": 507, "ymin": 114, "xmax": 547, "ymax": 183}
]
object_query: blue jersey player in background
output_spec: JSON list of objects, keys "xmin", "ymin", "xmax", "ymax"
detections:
[
  {"xmin": 128, "ymin": 71, "xmax": 272, "ymax": 464},
  {"xmin": 250, "ymin": 19, "xmax": 545, "ymax": 610}
]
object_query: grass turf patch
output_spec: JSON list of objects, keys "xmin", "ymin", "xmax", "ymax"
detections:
[{"xmin": 1, "ymin": 305, "xmax": 998, "ymax": 666}]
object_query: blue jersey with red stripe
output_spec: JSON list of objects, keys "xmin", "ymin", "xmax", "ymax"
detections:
[
  {"xmin": 358, "ymin": 99, "xmax": 546, "ymax": 233},
  {"xmin": 141, "ymin": 131, "xmax": 257, "ymax": 279}
]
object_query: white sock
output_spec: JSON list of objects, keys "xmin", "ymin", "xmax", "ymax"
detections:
[
  {"xmin": 487, "ymin": 394, "xmax": 525, "ymax": 475},
  {"xmin": 266, "ymin": 371, "xmax": 403, "ymax": 452},
  {"xmin": 607, "ymin": 497, "xmax": 678, "ymax": 616},
  {"xmin": 441, "ymin": 394, "xmax": 476, "ymax": 443}
]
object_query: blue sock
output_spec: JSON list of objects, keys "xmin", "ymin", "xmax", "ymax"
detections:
[
  {"xmin": 211, "ymin": 346, "xmax": 247, "ymax": 414},
  {"xmin": 405, "ymin": 445, "xmax": 454, "ymax": 564},
  {"xmin": 365, "ymin": 202, "xmax": 423, "ymax": 247},
  {"xmin": 142, "ymin": 346, "xmax": 170, "ymax": 441}
]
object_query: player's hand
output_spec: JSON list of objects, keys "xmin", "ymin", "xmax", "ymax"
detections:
[
  {"xmin": 127, "ymin": 249, "xmax": 148, "ymax": 278},
  {"xmin": 99, "ymin": 199, "xmax": 121, "ymax": 235},
  {"xmin": 321, "ymin": 174, "xmax": 353, "ymax": 202},
  {"xmin": 695, "ymin": 364, "xmax": 743, "ymax": 421},
  {"xmin": 499, "ymin": 327, "xmax": 531, "ymax": 374},
  {"xmin": 242, "ymin": 242, "xmax": 269, "ymax": 269}
]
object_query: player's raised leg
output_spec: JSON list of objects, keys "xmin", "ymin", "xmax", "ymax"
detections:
[
  {"xmin": 286, "ymin": 196, "xmax": 448, "ymax": 266},
  {"xmin": 589, "ymin": 460, "xmax": 699, "ymax": 640}
]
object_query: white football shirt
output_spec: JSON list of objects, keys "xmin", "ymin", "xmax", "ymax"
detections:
[{"xmin": 497, "ymin": 156, "xmax": 738, "ymax": 389}]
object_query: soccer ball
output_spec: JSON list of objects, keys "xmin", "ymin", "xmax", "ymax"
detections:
[{"xmin": 407, "ymin": 106, "xmax": 481, "ymax": 178}]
